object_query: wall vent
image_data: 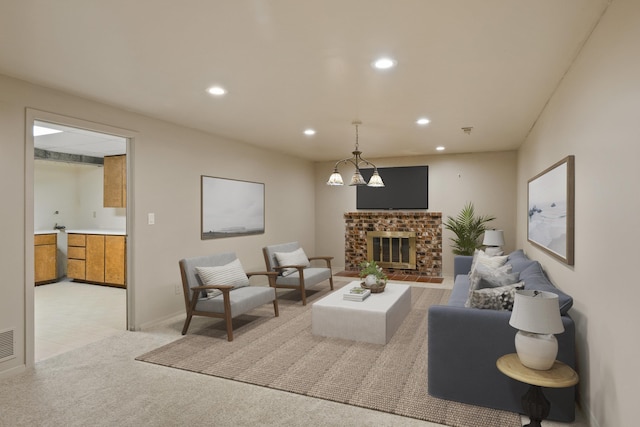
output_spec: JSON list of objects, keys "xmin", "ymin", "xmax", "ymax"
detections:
[{"xmin": 0, "ymin": 328, "xmax": 16, "ymax": 363}]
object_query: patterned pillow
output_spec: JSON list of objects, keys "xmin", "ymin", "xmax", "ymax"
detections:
[
  {"xmin": 274, "ymin": 247, "xmax": 310, "ymax": 276},
  {"xmin": 196, "ymin": 258, "xmax": 250, "ymax": 298},
  {"xmin": 468, "ymin": 281, "xmax": 525, "ymax": 311}
]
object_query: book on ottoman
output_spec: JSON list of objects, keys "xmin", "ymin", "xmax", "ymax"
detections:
[{"xmin": 343, "ymin": 287, "xmax": 371, "ymax": 301}]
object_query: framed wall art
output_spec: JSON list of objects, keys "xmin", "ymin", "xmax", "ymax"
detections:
[
  {"xmin": 527, "ymin": 155, "xmax": 575, "ymax": 265},
  {"xmin": 201, "ymin": 175, "xmax": 265, "ymax": 239}
]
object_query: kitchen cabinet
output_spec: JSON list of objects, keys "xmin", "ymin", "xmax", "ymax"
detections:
[
  {"xmin": 67, "ymin": 233, "xmax": 126, "ymax": 287},
  {"xmin": 34, "ymin": 233, "xmax": 57, "ymax": 284},
  {"xmin": 103, "ymin": 154, "xmax": 126, "ymax": 208}
]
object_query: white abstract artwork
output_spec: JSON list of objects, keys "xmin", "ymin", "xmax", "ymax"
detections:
[
  {"xmin": 201, "ymin": 176, "xmax": 264, "ymax": 239},
  {"xmin": 527, "ymin": 156, "xmax": 574, "ymax": 265}
]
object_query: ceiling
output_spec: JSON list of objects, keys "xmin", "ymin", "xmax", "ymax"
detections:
[{"xmin": 0, "ymin": 1, "xmax": 609, "ymax": 161}]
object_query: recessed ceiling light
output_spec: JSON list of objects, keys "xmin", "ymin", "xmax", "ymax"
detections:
[
  {"xmin": 372, "ymin": 57, "xmax": 397, "ymax": 70},
  {"xmin": 207, "ymin": 86, "xmax": 227, "ymax": 96},
  {"xmin": 416, "ymin": 118, "xmax": 431, "ymax": 126},
  {"xmin": 436, "ymin": 146, "xmax": 445, "ymax": 151},
  {"xmin": 303, "ymin": 129, "xmax": 316, "ymax": 136},
  {"xmin": 33, "ymin": 125, "xmax": 63, "ymax": 137}
]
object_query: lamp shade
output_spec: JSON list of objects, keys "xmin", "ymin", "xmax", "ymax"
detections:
[
  {"xmin": 482, "ymin": 229, "xmax": 504, "ymax": 247},
  {"xmin": 349, "ymin": 170, "xmax": 367, "ymax": 186},
  {"xmin": 326, "ymin": 170, "xmax": 344, "ymax": 186},
  {"xmin": 509, "ymin": 290, "xmax": 564, "ymax": 334}
]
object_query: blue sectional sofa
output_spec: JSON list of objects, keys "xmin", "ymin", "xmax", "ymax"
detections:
[{"xmin": 427, "ymin": 250, "xmax": 576, "ymax": 422}]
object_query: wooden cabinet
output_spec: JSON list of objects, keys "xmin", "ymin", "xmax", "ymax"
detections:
[
  {"xmin": 67, "ymin": 233, "xmax": 126, "ymax": 287},
  {"xmin": 105, "ymin": 235, "xmax": 126, "ymax": 285},
  {"xmin": 103, "ymin": 154, "xmax": 126, "ymax": 208},
  {"xmin": 34, "ymin": 233, "xmax": 57, "ymax": 284}
]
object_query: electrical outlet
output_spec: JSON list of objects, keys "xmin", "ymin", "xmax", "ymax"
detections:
[
  {"xmin": 148, "ymin": 213, "xmax": 155, "ymax": 225},
  {"xmin": 175, "ymin": 283, "xmax": 182, "ymax": 295}
]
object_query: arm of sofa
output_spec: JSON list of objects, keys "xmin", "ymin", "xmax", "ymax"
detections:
[
  {"xmin": 454, "ymin": 255, "xmax": 473, "ymax": 277},
  {"xmin": 427, "ymin": 304, "xmax": 576, "ymax": 421}
]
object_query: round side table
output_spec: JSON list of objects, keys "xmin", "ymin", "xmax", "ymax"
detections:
[{"xmin": 496, "ymin": 353, "xmax": 578, "ymax": 427}]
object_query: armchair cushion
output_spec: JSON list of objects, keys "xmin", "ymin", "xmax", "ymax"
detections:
[
  {"xmin": 195, "ymin": 258, "xmax": 250, "ymax": 297},
  {"xmin": 196, "ymin": 285, "xmax": 277, "ymax": 316},
  {"xmin": 274, "ymin": 247, "xmax": 310, "ymax": 276},
  {"xmin": 274, "ymin": 267, "xmax": 332, "ymax": 287}
]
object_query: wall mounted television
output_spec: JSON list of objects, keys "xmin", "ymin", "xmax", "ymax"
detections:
[{"xmin": 356, "ymin": 165, "xmax": 428, "ymax": 210}]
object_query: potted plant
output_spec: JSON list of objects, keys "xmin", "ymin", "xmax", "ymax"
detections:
[
  {"xmin": 444, "ymin": 202, "xmax": 496, "ymax": 255},
  {"xmin": 359, "ymin": 260, "xmax": 388, "ymax": 292}
]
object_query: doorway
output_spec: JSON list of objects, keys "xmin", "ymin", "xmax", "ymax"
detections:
[{"xmin": 28, "ymin": 111, "xmax": 134, "ymax": 363}]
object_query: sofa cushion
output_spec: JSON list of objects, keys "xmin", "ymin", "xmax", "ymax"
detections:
[
  {"xmin": 468, "ymin": 282, "xmax": 525, "ymax": 311},
  {"xmin": 506, "ymin": 249, "xmax": 537, "ymax": 274},
  {"xmin": 519, "ymin": 261, "xmax": 573, "ymax": 314}
]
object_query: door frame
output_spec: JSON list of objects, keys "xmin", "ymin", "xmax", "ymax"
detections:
[{"xmin": 25, "ymin": 108, "xmax": 137, "ymax": 367}]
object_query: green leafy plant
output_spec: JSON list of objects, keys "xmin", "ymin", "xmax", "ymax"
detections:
[
  {"xmin": 359, "ymin": 260, "xmax": 387, "ymax": 281},
  {"xmin": 444, "ymin": 202, "xmax": 496, "ymax": 255}
]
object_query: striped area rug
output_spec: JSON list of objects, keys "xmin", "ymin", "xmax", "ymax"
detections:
[{"xmin": 137, "ymin": 284, "xmax": 520, "ymax": 427}]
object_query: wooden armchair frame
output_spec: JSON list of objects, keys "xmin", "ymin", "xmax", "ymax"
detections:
[{"xmin": 179, "ymin": 257, "xmax": 279, "ymax": 341}]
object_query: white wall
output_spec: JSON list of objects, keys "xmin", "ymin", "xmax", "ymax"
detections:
[
  {"xmin": 34, "ymin": 160, "xmax": 128, "ymax": 232},
  {"xmin": 315, "ymin": 151, "xmax": 518, "ymax": 276},
  {"xmin": 34, "ymin": 160, "xmax": 128, "ymax": 276},
  {"xmin": 516, "ymin": 0, "xmax": 640, "ymax": 425},
  {"xmin": 0, "ymin": 74, "xmax": 316, "ymax": 376}
]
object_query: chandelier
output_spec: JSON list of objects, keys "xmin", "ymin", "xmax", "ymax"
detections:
[{"xmin": 326, "ymin": 121, "xmax": 384, "ymax": 187}]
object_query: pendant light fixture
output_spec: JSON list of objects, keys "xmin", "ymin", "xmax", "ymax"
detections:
[{"xmin": 326, "ymin": 121, "xmax": 384, "ymax": 187}]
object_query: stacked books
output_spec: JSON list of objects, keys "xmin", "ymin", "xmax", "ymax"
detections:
[{"xmin": 343, "ymin": 287, "xmax": 371, "ymax": 302}]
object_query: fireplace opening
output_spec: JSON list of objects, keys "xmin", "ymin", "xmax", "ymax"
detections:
[{"xmin": 367, "ymin": 231, "xmax": 416, "ymax": 269}]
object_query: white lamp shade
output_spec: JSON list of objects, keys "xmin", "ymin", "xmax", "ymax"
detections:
[
  {"xmin": 482, "ymin": 229, "xmax": 505, "ymax": 246},
  {"xmin": 349, "ymin": 170, "xmax": 367, "ymax": 186},
  {"xmin": 509, "ymin": 290, "xmax": 564, "ymax": 334},
  {"xmin": 367, "ymin": 170, "xmax": 385, "ymax": 187},
  {"xmin": 326, "ymin": 171, "xmax": 344, "ymax": 186}
]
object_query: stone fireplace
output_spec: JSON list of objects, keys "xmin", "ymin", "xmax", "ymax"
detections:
[{"xmin": 344, "ymin": 211, "xmax": 442, "ymax": 277}]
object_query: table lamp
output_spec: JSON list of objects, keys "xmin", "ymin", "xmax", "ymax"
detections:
[
  {"xmin": 482, "ymin": 229, "xmax": 504, "ymax": 256},
  {"xmin": 509, "ymin": 290, "xmax": 564, "ymax": 370}
]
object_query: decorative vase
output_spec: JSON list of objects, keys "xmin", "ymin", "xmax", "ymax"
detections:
[{"xmin": 365, "ymin": 274, "xmax": 378, "ymax": 286}]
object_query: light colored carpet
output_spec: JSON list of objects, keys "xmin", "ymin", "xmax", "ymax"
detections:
[{"xmin": 137, "ymin": 284, "xmax": 520, "ymax": 427}]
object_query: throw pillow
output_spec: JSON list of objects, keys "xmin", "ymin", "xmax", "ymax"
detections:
[
  {"xmin": 474, "ymin": 263, "xmax": 520, "ymax": 289},
  {"xmin": 196, "ymin": 258, "xmax": 250, "ymax": 298},
  {"xmin": 469, "ymin": 249, "xmax": 508, "ymax": 275},
  {"xmin": 466, "ymin": 262, "xmax": 518, "ymax": 307},
  {"xmin": 468, "ymin": 281, "xmax": 525, "ymax": 311},
  {"xmin": 274, "ymin": 247, "xmax": 311, "ymax": 276}
]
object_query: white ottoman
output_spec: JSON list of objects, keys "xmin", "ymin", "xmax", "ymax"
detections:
[{"xmin": 311, "ymin": 282, "xmax": 411, "ymax": 344}]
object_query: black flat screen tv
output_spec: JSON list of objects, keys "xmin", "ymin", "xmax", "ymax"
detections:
[{"xmin": 356, "ymin": 165, "xmax": 428, "ymax": 210}]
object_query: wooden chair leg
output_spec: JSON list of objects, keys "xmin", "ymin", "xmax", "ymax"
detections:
[
  {"xmin": 273, "ymin": 299, "xmax": 279, "ymax": 317},
  {"xmin": 222, "ymin": 289, "xmax": 233, "ymax": 341},
  {"xmin": 300, "ymin": 284, "xmax": 307, "ymax": 305},
  {"xmin": 225, "ymin": 312, "xmax": 234, "ymax": 342},
  {"xmin": 182, "ymin": 314, "xmax": 193, "ymax": 335},
  {"xmin": 329, "ymin": 276, "xmax": 334, "ymax": 290}
]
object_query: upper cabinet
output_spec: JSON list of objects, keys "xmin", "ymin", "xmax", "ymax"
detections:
[{"xmin": 104, "ymin": 154, "xmax": 126, "ymax": 208}]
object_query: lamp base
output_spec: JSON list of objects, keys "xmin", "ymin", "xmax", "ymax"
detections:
[{"xmin": 515, "ymin": 330, "xmax": 558, "ymax": 370}]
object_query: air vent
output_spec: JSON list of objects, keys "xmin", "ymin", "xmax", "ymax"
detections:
[{"xmin": 0, "ymin": 328, "xmax": 16, "ymax": 363}]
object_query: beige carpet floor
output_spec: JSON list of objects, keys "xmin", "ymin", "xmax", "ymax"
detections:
[{"xmin": 137, "ymin": 284, "xmax": 520, "ymax": 427}]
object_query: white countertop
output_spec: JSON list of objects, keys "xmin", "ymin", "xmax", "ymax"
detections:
[
  {"xmin": 35, "ymin": 230, "xmax": 61, "ymax": 235},
  {"xmin": 65, "ymin": 229, "xmax": 126, "ymax": 236}
]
